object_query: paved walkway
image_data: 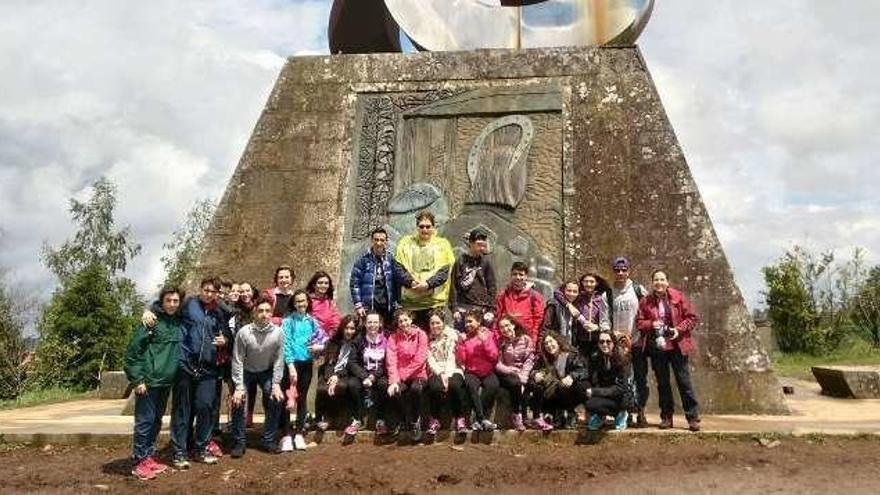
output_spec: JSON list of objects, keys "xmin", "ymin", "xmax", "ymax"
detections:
[{"xmin": 0, "ymin": 379, "xmax": 877, "ymax": 445}]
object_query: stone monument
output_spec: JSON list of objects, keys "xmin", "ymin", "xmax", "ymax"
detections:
[{"xmin": 193, "ymin": 0, "xmax": 788, "ymax": 413}]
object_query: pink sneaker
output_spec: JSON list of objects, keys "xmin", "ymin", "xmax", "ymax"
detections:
[
  {"xmin": 532, "ymin": 416, "xmax": 554, "ymax": 432},
  {"xmin": 375, "ymin": 419, "xmax": 390, "ymax": 435},
  {"xmin": 511, "ymin": 413, "xmax": 526, "ymax": 432},
  {"xmin": 454, "ymin": 416, "xmax": 469, "ymax": 433},
  {"xmin": 344, "ymin": 419, "xmax": 362, "ymax": 436},
  {"xmin": 426, "ymin": 417, "xmax": 441, "ymax": 436},
  {"xmin": 207, "ymin": 439, "xmax": 224, "ymax": 458},
  {"xmin": 145, "ymin": 456, "xmax": 168, "ymax": 474},
  {"xmin": 131, "ymin": 459, "xmax": 156, "ymax": 481}
]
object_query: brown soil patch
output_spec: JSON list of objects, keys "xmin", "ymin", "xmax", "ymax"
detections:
[{"xmin": 1, "ymin": 435, "xmax": 879, "ymax": 494}]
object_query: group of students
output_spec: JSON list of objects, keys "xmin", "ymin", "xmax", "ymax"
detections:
[{"xmin": 123, "ymin": 210, "xmax": 701, "ymax": 481}]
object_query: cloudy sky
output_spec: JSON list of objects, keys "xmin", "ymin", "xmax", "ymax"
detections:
[{"xmin": 1, "ymin": 0, "xmax": 877, "ymax": 312}]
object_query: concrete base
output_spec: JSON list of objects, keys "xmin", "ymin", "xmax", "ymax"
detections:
[{"xmin": 812, "ymin": 366, "xmax": 880, "ymax": 398}]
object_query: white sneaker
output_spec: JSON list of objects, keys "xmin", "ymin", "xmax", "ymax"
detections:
[
  {"xmin": 293, "ymin": 433, "xmax": 307, "ymax": 451},
  {"xmin": 279, "ymin": 434, "xmax": 294, "ymax": 452}
]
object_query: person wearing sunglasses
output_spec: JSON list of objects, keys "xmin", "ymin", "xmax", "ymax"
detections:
[
  {"xmin": 395, "ymin": 210, "xmax": 455, "ymax": 330},
  {"xmin": 609, "ymin": 256, "xmax": 649, "ymax": 427},
  {"xmin": 636, "ymin": 269, "xmax": 701, "ymax": 432},
  {"xmin": 584, "ymin": 331, "xmax": 633, "ymax": 431}
]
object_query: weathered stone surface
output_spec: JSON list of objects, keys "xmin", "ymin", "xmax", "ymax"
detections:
[
  {"xmin": 812, "ymin": 366, "xmax": 880, "ymax": 399},
  {"xmin": 98, "ymin": 371, "xmax": 132, "ymax": 400},
  {"xmin": 194, "ymin": 46, "xmax": 787, "ymax": 414}
]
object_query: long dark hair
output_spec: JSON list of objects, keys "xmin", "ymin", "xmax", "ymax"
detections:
[
  {"xmin": 497, "ymin": 313, "xmax": 527, "ymax": 339},
  {"xmin": 540, "ymin": 330, "xmax": 575, "ymax": 362},
  {"xmin": 596, "ymin": 330, "xmax": 631, "ymax": 368},
  {"xmin": 287, "ymin": 289, "xmax": 313, "ymax": 314},
  {"xmin": 306, "ymin": 270, "xmax": 335, "ymax": 300},
  {"xmin": 578, "ymin": 270, "xmax": 611, "ymax": 297}
]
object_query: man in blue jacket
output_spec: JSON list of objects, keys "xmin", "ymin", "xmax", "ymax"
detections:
[
  {"xmin": 166, "ymin": 277, "xmax": 229, "ymax": 467},
  {"xmin": 350, "ymin": 227, "xmax": 413, "ymax": 326}
]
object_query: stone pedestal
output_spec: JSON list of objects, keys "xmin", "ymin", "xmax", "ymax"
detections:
[{"xmin": 193, "ymin": 46, "xmax": 787, "ymax": 414}]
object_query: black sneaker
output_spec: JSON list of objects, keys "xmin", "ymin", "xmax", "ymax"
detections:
[
  {"xmin": 261, "ymin": 441, "xmax": 282, "ymax": 454},
  {"xmin": 230, "ymin": 444, "xmax": 246, "ymax": 458},
  {"xmin": 411, "ymin": 421, "xmax": 424, "ymax": 443}
]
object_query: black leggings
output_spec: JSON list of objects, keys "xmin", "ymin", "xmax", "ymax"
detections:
[
  {"xmin": 463, "ymin": 372, "xmax": 499, "ymax": 421},
  {"xmin": 497, "ymin": 372, "xmax": 529, "ymax": 415},
  {"xmin": 426, "ymin": 374, "xmax": 467, "ymax": 418},
  {"xmin": 389, "ymin": 377, "xmax": 425, "ymax": 428},
  {"xmin": 280, "ymin": 360, "xmax": 313, "ymax": 432},
  {"xmin": 316, "ymin": 376, "xmax": 364, "ymax": 422},
  {"xmin": 531, "ymin": 380, "xmax": 587, "ymax": 416}
]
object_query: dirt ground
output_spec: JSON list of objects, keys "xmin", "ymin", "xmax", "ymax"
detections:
[{"xmin": 1, "ymin": 435, "xmax": 879, "ymax": 494}]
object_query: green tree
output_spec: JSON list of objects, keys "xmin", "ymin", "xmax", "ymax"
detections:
[
  {"xmin": 37, "ymin": 177, "xmax": 143, "ymax": 389},
  {"xmin": 160, "ymin": 198, "xmax": 216, "ymax": 288},
  {"xmin": 0, "ymin": 278, "xmax": 27, "ymax": 400},
  {"xmin": 852, "ymin": 266, "xmax": 880, "ymax": 348},
  {"xmin": 762, "ymin": 254, "xmax": 816, "ymax": 353}
]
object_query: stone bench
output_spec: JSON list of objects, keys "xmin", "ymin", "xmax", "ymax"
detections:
[{"xmin": 812, "ymin": 366, "xmax": 880, "ymax": 399}]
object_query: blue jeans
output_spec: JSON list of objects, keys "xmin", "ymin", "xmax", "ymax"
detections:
[
  {"xmin": 231, "ymin": 369, "xmax": 281, "ymax": 447},
  {"xmin": 131, "ymin": 386, "xmax": 170, "ymax": 462},
  {"xmin": 171, "ymin": 372, "xmax": 216, "ymax": 457}
]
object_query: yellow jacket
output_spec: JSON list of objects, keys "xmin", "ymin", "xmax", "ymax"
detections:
[{"xmin": 395, "ymin": 233, "xmax": 455, "ymax": 310}]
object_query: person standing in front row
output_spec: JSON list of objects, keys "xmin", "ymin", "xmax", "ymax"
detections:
[
  {"xmin": 396, "ymin": 211, "xmax": 455, "ymax": 330},
  {"xmin": 229, "ymin": 297, "xmax": 285, "ymax": 458},
  {"xmin": 350, "ymin": 227, "xmax": 413, "ymax": 326},
  {"xmin": 125, "ymin": 286, "xmax": 184, "ymax": 480},
  {"xmin": 636, "ymin": 269, "xmax": 701, "ymax": 432}
]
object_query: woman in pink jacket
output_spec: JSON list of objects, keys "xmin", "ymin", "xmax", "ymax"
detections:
[
  {"xmin": 306, "ymin": 271, "xmax": 343, "ymax": 338},
  {"xmin": 386, "ymin": 309, "xmax": 429, "ymax": 441},
  {"xmin": 456, "ymin": 310, "xmax": 500, "ymax": 431},
  {"xmin": 495, "ymin": 314, "xmax": 535, "ymax": 431},
  {"xmin": 636, "ymin": 269, "xmax": 701, "ymax": 431}
]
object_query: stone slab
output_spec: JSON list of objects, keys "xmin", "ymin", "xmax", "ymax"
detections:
[
  {"xmin": 98, "ymin": 371, "xmax": 132, "ymax": 400},
  {"xmin": 812, "ymin": 366, "xmax": 880, "ymax": 399}
]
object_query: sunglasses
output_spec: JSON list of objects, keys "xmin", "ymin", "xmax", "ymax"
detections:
[
  {"xmin": 417, "ymin": 224, "xmax": 433, "ymax": 230},
  {"xmin": 613, "ymin": 268, "xmax": 628, "ymax": 273},
  {"xmin": 598, "ymin": 339, "xmax": 613, "ymax": 344}
]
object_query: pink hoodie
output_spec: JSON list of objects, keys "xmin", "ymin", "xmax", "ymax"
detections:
[
  {"xmin": 309, "ymin": 295, "xmax": 342, "ymax": 337},
  {"xmin": 456, "ymin": 328, "xmax": 500, "ymax": 378},
  {"xmin": 386, "ymin": 327, "xmax": 429, "ymax": 384}
]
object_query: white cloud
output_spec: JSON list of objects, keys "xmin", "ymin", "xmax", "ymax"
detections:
[
  {"xmin": 0, "ymin": 0, "xmax": 330, "ymax": 295},
  {"xmin": 0, "ymin": 0, "xmax": 877, "ymax": 314}
]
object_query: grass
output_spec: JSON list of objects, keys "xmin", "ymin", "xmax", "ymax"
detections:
[
  {"xmin": 0, "ymin": 387, "xmax": 94, "ymax": 411},
  {"xmin": 771, "ymin": 342, "xmax": 880, "ymax": 380}
]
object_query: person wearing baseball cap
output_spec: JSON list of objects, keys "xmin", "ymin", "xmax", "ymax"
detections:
[{"xmin": 609, "ymin": 256, "xmax": 649, "ymax": 428}]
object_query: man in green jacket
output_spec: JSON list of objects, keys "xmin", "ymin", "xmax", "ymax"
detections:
[{"xmin": 124, "ymin": 286, "xmax": 184, "ymax": 480}]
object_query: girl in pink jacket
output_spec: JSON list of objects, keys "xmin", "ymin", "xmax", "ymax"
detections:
[
  {"xmin": 456, "ymin": 310, "xmax": 500, "ymax": 431},
  {"xmin": 306, "ymin": 271, "xmax": 343, "ymax": 338},
  {"xmin": 495, "ymin": 314, "xmax": 535, "ymax": 431},
  {"xmin": 386, "ymin": 309, "xmax": 429, "ymax": 441}
]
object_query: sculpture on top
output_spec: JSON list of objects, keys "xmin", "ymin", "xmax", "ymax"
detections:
[{"xmin": 329, "ymin": 0, "xmax": 655, "ymax": 54}]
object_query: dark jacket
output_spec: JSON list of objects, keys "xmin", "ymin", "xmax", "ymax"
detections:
[
  {"xmin": 450, "ymin": 253, "xmax": 496, "ymax": 311},
  {"xmin": 348, "ymin": 333, "xmax": 388, "ymax": 380},
  {"xmin": 124, "ymin": 309, "xmax": 183, "ymax": 388},
  {"xmin": 349, "ymin": 250, "xmax": 413, "ymax": 315},
  {"xmin": 588, "ymin": 352, "xmax": 633, "ymax": 408},
  {"xmin": 530, "ymin": 351, "xmax": 589, "ymax": 383},
  {"xmin": 635, "ymin": 287, "xmax": 699, "ymax": 355},
  {"xmin": 175, "ymin": 296, "xmax": 230, "ymax": 378},
  {"xmin": 541, "ymin": 296, "xmax": 588, "ymax": 347}
]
